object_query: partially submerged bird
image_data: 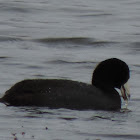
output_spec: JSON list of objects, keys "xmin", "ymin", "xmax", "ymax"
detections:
[{"xmin": 0, "ymin": 58, "xmax": 130, "ymax": 110}]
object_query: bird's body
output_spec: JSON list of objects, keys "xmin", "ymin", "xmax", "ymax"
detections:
[
  {"xmin": 0, "ymin": 58, "xmax": 130, "ymax": 110},
  {"xmin": 0, "ymin": 79, "xmax": 121, "ymax": 110}
]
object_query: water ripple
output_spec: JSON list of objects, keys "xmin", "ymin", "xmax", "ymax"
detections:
[
  {"xmin": 0, "ymin": 36, "xmax": 24, "ymax": 42},
  {"xmin": 47, "ymin": 60, "xmax": 97, "ymax": 65},
  {"xmin": 76, "ymin": 132, "xmax": 140, "ymax": 140},
  {"xmin": 34, "ymin": 37, "xmax": 115, "ymax": 46}
]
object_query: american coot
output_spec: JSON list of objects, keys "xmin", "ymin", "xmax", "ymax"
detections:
[{"xmin": 0, "ymin": 58, "xmax": 130, "ymax": 110}]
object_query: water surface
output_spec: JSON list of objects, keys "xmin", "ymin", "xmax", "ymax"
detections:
[{"xmin": 0, "ymin": 0, "xmax": 140, "ymax": 139}]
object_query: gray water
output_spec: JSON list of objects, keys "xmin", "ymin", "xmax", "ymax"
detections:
[{"xmin": 0, "ymin": 0, "xmax": 140, "ymax": 140}]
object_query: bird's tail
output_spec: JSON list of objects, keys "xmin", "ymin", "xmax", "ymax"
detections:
[
  {"xmin": 0, "ymin": 97, "xmax": 9, "ymax": 106},
  {"xmin": 0, "ymin": 97, "xmax": 4, "ymax": 103}
]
